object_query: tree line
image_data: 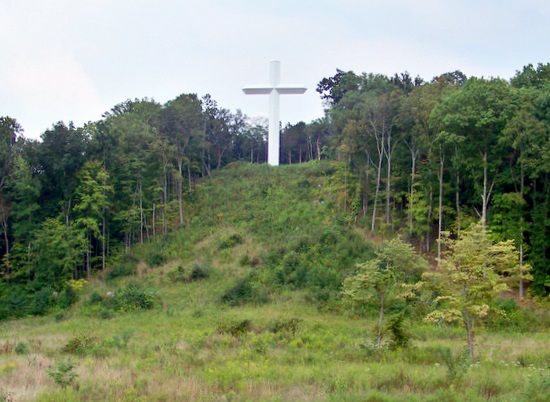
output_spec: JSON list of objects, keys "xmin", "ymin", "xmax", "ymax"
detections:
[
  {"xmin": 0, "ymin": 63, "xmax": 548, "ymax": 318},
  {"xmin": 318, "ymin": 63, "xmax": 549, "ymax": 297}
]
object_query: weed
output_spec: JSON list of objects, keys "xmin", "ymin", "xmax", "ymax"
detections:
[
  {"xmin": 0, "ymin": 389, "xmax": 14, "ymax": 402},
  {"xmin": 106, "ymin": 253, "xmax": 139, "ymax": 280},
  {"xmin": 437, "ymin": 347, "xmax": 470, "ymax": 382},
  {"xmin": 189, "ymin": 264, "xmax": 210, "ymax": 281},
  {"xmin": 220, "ymin": 274, "xmax": 269, "ymax": 306},
  {"xmin": 218, "ymin": 232, "xmax": 243, "ymax": 250},
  {"xmin": 14, "ymin": 341, "xmax": 29, "ymax": 355},
  {"xmin": 386, "ymin": 312, "xmax": 411, "ymax": 350},
  {"xmin": 46, "ymin": 360, "xmax": 78, "ymax": 389},
  {"xmin": 110, "ymin": 281, "xmax": 158, "ymax": 312},
  {"xmin": 168, "ymin": 264, "xmax": 210, "ymax": 283},
  {"xmin": 216, "ymin": 319, "xmax": 252, "ymax": 337},
  {"xmin": 523, "ymin": 372, "xmax": 550, "ymax": 402},
  {"xmin": 269, "ymin": 318, "xmax": 302, "ymax": 338},
  {"xmin": 63, "ymin": 334, "xmax": 97, "ymax": 355},
  {"xmin": 146, "ymin": 252, "xmax": 166, "ymax": 267},
  {"xmin": 88, "ymin": 290, "xmax": 104, "ymax": 304},
  {"xmin": 112, "ymin": 330, "xmax": 133, "ymax": 349}
]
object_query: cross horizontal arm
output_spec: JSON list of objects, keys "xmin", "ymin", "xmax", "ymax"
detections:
[
  {"xmin": 242, "ymin": 86, "xmax": 307, "ymax": 95},
  {"xmin": 242, "ymin": 87, "xmax": 273, "ymax": 95},
  {"xmin": 276, "ymin": 87, "xmax": 307, "ymax": 95}
]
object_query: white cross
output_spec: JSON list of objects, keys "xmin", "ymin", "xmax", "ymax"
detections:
[{"xmin": 243, "ymin": 61, "xmax": 307, "ymax": 166}]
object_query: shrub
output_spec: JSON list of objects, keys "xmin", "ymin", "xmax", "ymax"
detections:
[
  {"xmin": 57, "ymin": 286, "xmax": 78, "ymax": 309},
  {"xmin": 29, "ymin": 288, "xmax": 56, "ymax": 316},
  {"xmin": 106, "ymin": 254, "xmax": 139, "ymax": 280},
  {"xmin": 167, "ymin": 264, "xmax": 210, "ymax": 283},
  {"xmin": 146, "ymin": 252, "xmax": 166, "ymax": 268},
  {"xmin": 167, "ymin": 265, "xmax": 187, "ymax": 282},
  {"xmin": 386, "ymin": 313, "xmax": 411, "ymax": 350},
  {"xmin": 63, "ymin": 334, "xmax": 97, "ymax": 355},
  {"xmin": 269, "ymin": 318, "xmax": 302, "ymax": 338},
  {"xmin": 46, "ymin": 360, "xmax": 78, "ymax": 389},
  {"xmin": 216, "ymin": 319, "xmax": 252, "ymax": 337},
  {"xmin": 220, "ymin": 274, "xmax": 269, "ymax": 306},
  {"xmin": 14, "ymin": 341, "xmax": 29, "ymax": 355},
  {"xmin": 218, "ymin": 232, "xmax": 243, "ymax": 250},
  {"xmin": 112, "ymin": 282, "xmax": 157, "ymax": 312},
  {"xmin": 189, "ymin": 264, "xmax": 210, "ymax": 282},
  {"xmin": 437, "ymin": 347, "xmax": 470, "ymax": 382},
  {"xmin": 88, "ymin": 290, "xmax": 104, "ymax": 304}
]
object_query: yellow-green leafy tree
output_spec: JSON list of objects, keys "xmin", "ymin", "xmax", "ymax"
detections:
[
  {"xmin": 423, "ymin": 223, "xmax": 519, "ymax": 362},
  {"xmin": 343, "ymin": 237, "xmax": 427, "ymax": 350}
]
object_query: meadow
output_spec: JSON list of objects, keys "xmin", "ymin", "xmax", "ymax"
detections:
[{"xmin": 1, "ymin": 162, "xmax": 549, "ymax": 401}]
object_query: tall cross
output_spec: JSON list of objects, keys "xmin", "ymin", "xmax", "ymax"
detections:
[{"xmin": 243, "ymin": 60, "xmax": 307, "ymax": 166}]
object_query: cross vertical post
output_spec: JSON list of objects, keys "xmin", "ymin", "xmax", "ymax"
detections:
[{"xmin": 243, "ymin": 61, "xmax": 307, "ymax": 166}]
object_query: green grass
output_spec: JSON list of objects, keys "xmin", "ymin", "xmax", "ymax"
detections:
[{"xmin": 1, "ymin": 161, "xmax": 549, "ymax": 401}]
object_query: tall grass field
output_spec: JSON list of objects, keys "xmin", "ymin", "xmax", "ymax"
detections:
[{"xmin": 1, "ymin": 162, "xmax": 549, "ymax": 401}]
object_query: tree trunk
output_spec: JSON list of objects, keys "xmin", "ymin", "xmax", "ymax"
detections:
[
  {"xmin": 437, "ymin": 151, "xmax": 445, "ymax": 266},
  {"xmin": 371, "ymin": 155, "xmax": 383, "ymax": 232},
  {"xmin": 465, "ymin": 313, "xmax": 475, "ymax": 362},
  {"xmin": 408, "ymin": 147, "xmax": 418, "ymax": 239},
  {"xmin": 2, "ymin": 217, "xmax": 8, "ymax": 284},
  {"xmin": 519, "ymin": 160, "xmax": 525, "ymax": 299},
  {"xmin": 480, "ymin": 151, "xmax": 495, "ymax": 231},
  {"xmin": 377, "ymin": 292, "xmax": 385, "ymax": 351}
]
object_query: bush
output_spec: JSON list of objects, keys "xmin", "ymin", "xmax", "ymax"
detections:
[
  {"xmin": 220, "ymin": 274, "xmax": 269, "ymax": 306},
  {"xmin": 216, "ymin": 319, "xmax": 252, "ymax": 337},
  {"xmin": 167, "ymin": 265, "xmax": 187, "ymax": 282},
  {"xmin": 88, "ymin": 290, "xmax": 104, "ymax": 304},
  {"xmin": 167, "ymin": 264, "xmax": 210, "ymax": 283},
  {"xmin": 112, "ymin": 282, "xmax": 157, "ymax": 312},
  {"xmin": 386, "ymin": 313, "xmax": 411, "ymax": 350},
  {"xmin": 269, "ymin": 318, "xmax": 302, "ymax": 338},
  {"xmin": 57, "ymin": 286, "xmax": 78, "ymax": 309},
  {"xmin": 189, "ymin": 264, "xmax": 210, "ymax": 281},
  {"xmin": 15, "ymin": 341, "xmax": 29, "ymax": 355},
  {"xmin": 146, "ymin": 252, "xmax": 166, "ymax": 268},
  {"xmin": 218, "ymin": 232, "xmax": 243, "ymax": 250},
  {"xmin": 46, "ymin": 360, "xmax": 78, "ymax": 389},
  {"xmin": 106, "ymin": 254, "xmax": 139, "ymax": 280},
  {"xmin": 29, "ymin": 288, "xmax": 56, "ymax": 316},
  {"xmin": 63, "ymin": 334, "xmax": 97, "ymax": 355},
  {"xmin": 486, "ymin": 298, "xmax": 549, "ymax": 332}
]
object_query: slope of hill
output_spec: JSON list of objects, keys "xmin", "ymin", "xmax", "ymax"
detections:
[{"xmin": 1, "ymin": 161, "xmax": 549, "ymax": 401}]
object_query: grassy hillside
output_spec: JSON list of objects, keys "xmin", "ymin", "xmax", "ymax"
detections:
[{"xmin": 1, "ymin": 161, "xmax": 549, "ymax": 401}]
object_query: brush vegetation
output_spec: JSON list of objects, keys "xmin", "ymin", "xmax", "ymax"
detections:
[{"xmin": 1, "ymin": 162, "xmax": 549, "ymax": 401}]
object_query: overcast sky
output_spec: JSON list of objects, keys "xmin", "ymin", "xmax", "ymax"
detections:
[{"xmin": 1, "ymin": 0, "xmax": 549, "ymax": 140}]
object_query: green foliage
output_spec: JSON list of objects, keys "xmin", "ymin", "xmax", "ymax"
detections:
[
  {"xmin": 14, "ymin": 341, "xmax": 29, "ymax": 355},
  {"xmin": 522, "ymin": 372, "xmax": 550, "ymax": 402},
  {"xmin": 146, "ymin": 252, "xmax": 166, "ymax": 268},
  {"xmin": 343, "ymin": 237, "xmax": 427, "ymax": 349},
  {"xmin": 216, "ymin": 319, "xmax": 252, "ymax": 337},
  {"xmin": 436, "ymin": 347, "xmax": 471, "ymax": 382},
  {"xmin": 268, "ymin": 318, "xmax": 302, "ymax": 338},
  {"xmin": 485, "ymin": 298, "xmax": 550, "ymax": 332},
  {"xmin": 220, "ymin": 273, "xmax": 269, "ymax": 306},
  {"xmin": 109, "ymin": 282, "xmax": 158, "ymax": 313},
  {"xmin": 386, "ymin": 313, "xmax": 411, "ymax": 350},
  {"xmin": 106, "ymin": 254, "xmax": 139, "ymax": 280},
  {"xmin": 218, "ymin": 232, "xmax": 243, "ymax": 250},
  {"xmin": 46, "ymin": 360, "xmax": 78, "ymax": 389},
  {"xmin": 167, "ymin": 263, "xmax": 210, "ymax": 283},
  {"xmin": 63, "ymin": 334, "xmax": 97, "ymax": 355},
  {"xmin": 112, "ymin": 330, "xmax": 133, "ymax": 349}
]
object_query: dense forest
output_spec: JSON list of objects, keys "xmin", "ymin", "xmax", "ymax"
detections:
[{"xmin": 0, "ymin": 63, "xmax": 549, "ymax": 319}]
